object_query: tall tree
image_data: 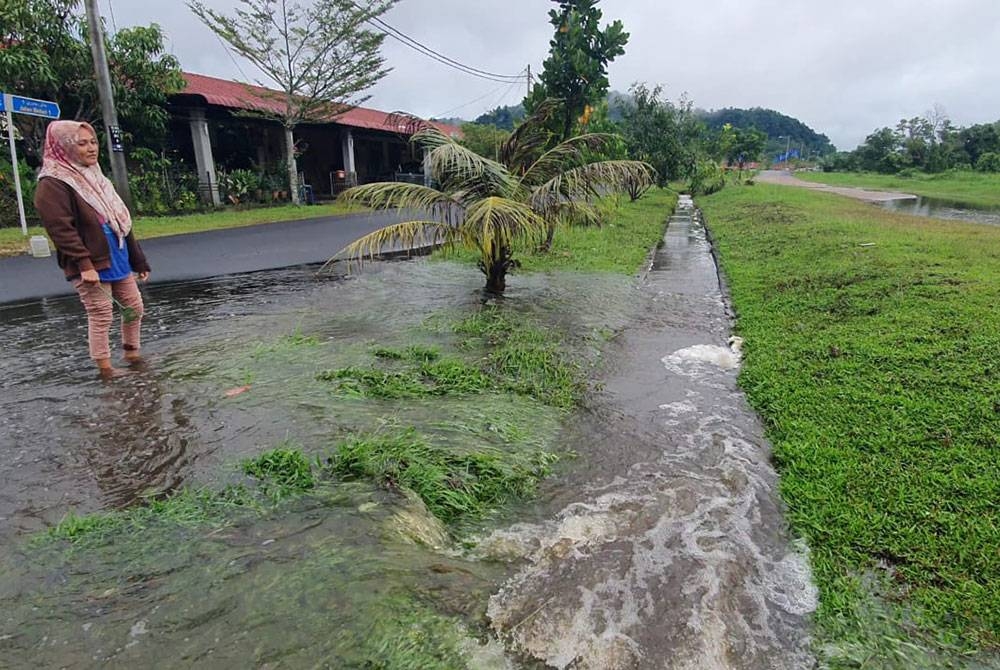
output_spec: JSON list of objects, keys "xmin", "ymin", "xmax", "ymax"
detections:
[
  {"xmin": 0, "ymin": 0, "xmax": 182, "ymax": 161},
  {"xmin": 189, "ymin": 0, "xmax": 396, "ymax": 204},
  {"xmin": 619, "ymin": 83, "xmax": 705, "ymax": 186},
  {"xmin": 524, "ymin": 0, "xmax": 628, "ymax": 142}
]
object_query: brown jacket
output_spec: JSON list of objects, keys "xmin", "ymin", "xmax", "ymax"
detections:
[{"xmin": 34, "ymin": 177, "xmax": 150, "ymax": 280}]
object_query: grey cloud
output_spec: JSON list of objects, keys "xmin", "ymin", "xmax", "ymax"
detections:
[{"xmin": 108, "ymin": 0, "xmax": 1000, "ymax": 149}]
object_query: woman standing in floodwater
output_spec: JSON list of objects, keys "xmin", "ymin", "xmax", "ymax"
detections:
[{"xmin": 34, "ymin": 121, "xmax": 150, "ymax": 378}]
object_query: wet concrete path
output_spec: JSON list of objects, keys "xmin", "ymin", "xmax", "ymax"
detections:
[
  {"xmin": 0, "ymin": 208, "xmax": 414, "ymax": 304},
  {"xmin": 483, "ymin": 196, "xmax": 817, "ymax": 668}
]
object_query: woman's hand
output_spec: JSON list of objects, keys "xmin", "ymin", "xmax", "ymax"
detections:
[
  {"xmin": 80, "ymin": 268, "xmax": 100, "ymax": 284},
  {"xmin": 137, "ymin": 271, "xmax": 150, "ymax": 282}
]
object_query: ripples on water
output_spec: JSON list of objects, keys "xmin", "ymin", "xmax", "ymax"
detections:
[{"xmin": 0, "ymin": 203, "xmax": 817, "ymax": 668}]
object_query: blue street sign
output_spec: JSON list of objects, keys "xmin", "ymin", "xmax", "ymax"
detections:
[{"xmin": 1, "ymin": 93, "xmax": 61, "ymax": 119}]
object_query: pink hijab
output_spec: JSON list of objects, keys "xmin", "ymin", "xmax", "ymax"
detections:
[{"xmin": 37, "ymin": 121, "xmax": 132, "ymax": 239}]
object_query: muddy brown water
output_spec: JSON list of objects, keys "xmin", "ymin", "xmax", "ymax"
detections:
[{"xmin": 0, "ymin": 198, "xmax": 816, "ymax": 668}]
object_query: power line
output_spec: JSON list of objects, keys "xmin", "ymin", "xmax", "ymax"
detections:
[
  {"xmin": 349, "ymin": 2, "xmax": 527, "ymax": 84},
  {"xmin": 369, "ymin": 15, "xmax": 525, "ymax": 82},
  {"xmin": 432, "ymin": 77, "xmax": 522, "ymax": 119}
]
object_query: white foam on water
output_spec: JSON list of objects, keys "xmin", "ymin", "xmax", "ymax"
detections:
[
  {"xmin": 484, "ymin": 398, "xmax": 817, "ymax": 669},
  {"xmin": 662, "ymin": 344, "xmax": 742, "ymax": 377}
]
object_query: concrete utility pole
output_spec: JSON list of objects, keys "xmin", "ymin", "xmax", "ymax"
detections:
[
  {"xmin": 526, "ymin": 64, "xmax": 532, "ymax": 98},
  {"xmin": 83, "ymin": 0, "xmax": 133, "ymax": 209}
]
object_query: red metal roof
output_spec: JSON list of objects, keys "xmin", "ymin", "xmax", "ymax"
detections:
[{"xmin": 179, "ymin": 72, "xmax": 461, "ymax": 137}]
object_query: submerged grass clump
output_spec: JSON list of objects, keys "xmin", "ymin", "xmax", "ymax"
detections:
[
  {"xmin": 327, "ymin": 429, "xmax": 558, "ymax": 524},
  {"xmin": 321, "ymin": 308, "xmax": 585, "ymax": 409},
  {"xmin": 698, "ymin": 183, "xmax": 1000, "ymax": 653},
  {"xmin": 242, "ymin": 445, "xmax": 316, "ymax": 500}
]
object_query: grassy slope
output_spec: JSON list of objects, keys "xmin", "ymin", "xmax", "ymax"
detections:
[
  {"xmin": 0, "ymin": 201, "xmax": 363, "ymax": 258},
  {"xmin": 698, "ymin": 184, "xmax": 1000, "ymax": 651},
  {"xmin": 796, "ymin": 170, "xmax": 1000, "ymax": 209}
]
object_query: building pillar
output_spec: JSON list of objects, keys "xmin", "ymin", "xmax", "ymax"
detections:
[
  {"xmin": 341, "ymin": 129, "xmax": 357, "ymax": 185},
  {"xmin": 423, "ymin": 150, "xmax": 432, "ymax": 187},
  {"xmin": 189, "ymin": 108, "xmax": 220, "ymax": 206}
]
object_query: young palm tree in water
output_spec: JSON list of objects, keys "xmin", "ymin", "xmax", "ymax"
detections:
[{"xmin": 335, "ymin": 102, "xmax": 655, "ymax": 294}]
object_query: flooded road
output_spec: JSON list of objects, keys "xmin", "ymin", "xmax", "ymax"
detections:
[{"xmin": 0, "ymin": 197, "xmax": 815, "ymax": 668}]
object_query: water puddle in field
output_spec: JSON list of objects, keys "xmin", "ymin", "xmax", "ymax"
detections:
[
  {"xmin": 879, "ymin": 195, "xmax": 1000, "ymax": 226},
  {"xmin": 0, "ymin": 196, "xmax": 816, "ymax": 668}
]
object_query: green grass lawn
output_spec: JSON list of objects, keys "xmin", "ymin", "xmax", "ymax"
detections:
[
  {"xmin": 0, "ymin": 201, "xmax": 363, "ymax": 258},
  {"xmin": 698, "ymin": 183, "xmax": 1000, "ymax": 659},
  {"xmin": 797, "ymin": 170, "xmax": 1000, "ymax": 209}
]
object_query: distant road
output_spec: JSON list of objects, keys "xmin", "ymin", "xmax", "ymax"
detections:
[
  {"xmin": 756, "ymin": 170, "xmax": 917, "ymax": 202},
  {"xmin": 0, "ymin": 209, "xmax": 417, "ymax": 305}
]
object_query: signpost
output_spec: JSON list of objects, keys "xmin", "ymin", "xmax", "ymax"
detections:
[{"xmin": 2, "ymin": 92, "xmax": 61, "ymax": 236}]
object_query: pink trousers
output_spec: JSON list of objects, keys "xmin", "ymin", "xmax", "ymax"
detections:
[{"xmin": 73, "ymin": 274, "xmax": 145, "ymax": 361}]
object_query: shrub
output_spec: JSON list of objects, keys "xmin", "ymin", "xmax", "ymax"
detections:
[
  {"xmin": 975, "ymin": 152, "xmax": 1000, "ymax": 173},
  {"xmin": 0, "ymin": 158, "xmax": 39, "ymax": 228}
]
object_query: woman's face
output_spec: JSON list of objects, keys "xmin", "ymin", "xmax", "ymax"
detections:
[{"xmin": 72, "ymin": 128, "xmax": 99, "ymax": 167}]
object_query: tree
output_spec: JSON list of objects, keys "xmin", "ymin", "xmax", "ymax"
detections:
[
  {"xmin": 0, "ymin": 0, "xmax": 182, "ymax": 161},
  {"xmin": 620, "ymin": 83, "xmax": 691, "ymax": 186},
  {"xmin": 725, "ymin": 127, "xmax": 767, "ymax": 176},
  {"xmin": 189, "ymin": 0, "xmax": 395, "ymax": 204},
  {"xmin": 333, "ymin": 105, "xmax": 654, "ymax": 294},
  {"xmin": 524, "ymin": 0, "xmax": 628, "ymax": 142},
  {"xmin": 459, "ymin": 122, "xmax": 510, "ymax": 160}
]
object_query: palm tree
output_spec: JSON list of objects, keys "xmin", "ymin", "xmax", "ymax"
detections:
[{"xmin": 334, "ymin": 102, "xmax": 655, "ymax": 294}]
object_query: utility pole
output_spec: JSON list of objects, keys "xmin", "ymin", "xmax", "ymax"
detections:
[
  {"xmin": 526, "ymin": 64, "xmax": 532, "ymax": 98},
  {"xmin": 83, "ymin": 0, "xmax": 132, "ymax": 209}
]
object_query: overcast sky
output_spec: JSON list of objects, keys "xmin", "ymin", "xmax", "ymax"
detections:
[{"xmin": 106, "ymin": 0, "xmax": 1000, "ymax": 150}]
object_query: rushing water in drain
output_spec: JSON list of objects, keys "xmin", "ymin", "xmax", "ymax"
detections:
[
  {"xmin": 879, "ymin": 195, "xmax": 1000, "ymax": 226},
  {"xmin": 0, "ymin": 198, "xmax": 816, "ymax": 668}
]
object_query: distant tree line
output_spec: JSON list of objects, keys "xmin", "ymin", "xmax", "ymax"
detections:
[{"xmin": 824, "ymin": 109, "xmax": 1000, "ymax": 174}]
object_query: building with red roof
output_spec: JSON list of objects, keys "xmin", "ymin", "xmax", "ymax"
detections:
[{"xmin": 168, "ymin": 72, "xmax": 461, "ymax": 204}]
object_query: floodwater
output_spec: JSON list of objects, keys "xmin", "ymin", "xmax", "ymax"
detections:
[
  {"xmin": 879, "ymin": 195, "xmax": 1000, "ymax": 226},
  {"xmin": 0, "ymin": 197, "xmax": 816, "ymax": 668}
]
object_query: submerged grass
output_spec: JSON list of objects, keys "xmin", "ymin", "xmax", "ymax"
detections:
[
  {"xmin": 327, "ymin": 428, "xmax": 558, "ymax": 524},
  {"xmin": 320, "ymin": 308, "xmax": 585, "ymax": 409},
  {"xmin": 697, "ymin": 183, "xmax": 1000, "ymax": 657}
]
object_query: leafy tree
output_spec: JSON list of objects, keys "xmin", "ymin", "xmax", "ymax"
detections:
[
  {"xmin": 524, "ymin": 0, "xmax": 628, "ymax": 142},
  {"xmin": 459, "ymin": 122, "xmax": 510, "ymax": 160},
  {"xmin": 189, "ymin": 0, "xmax": 395, "ymax": 204},
  {"xmin": 976, "ymin": 151, "xmax": 1000, "ymax": 173},
  {"xmin": 855, "ymin": 127, "xmax": 904, "ymax": 173},
  {"xmin": 619, "ymin": 83, "xmax": 703, "ymax": 186},
  {"xmin": 334, "ymin": 105, "xmax": 654, "ymax": 294},
  {"xmin": 725, "ymin": 127, "xmax": 767, "ymax": 176},
  {"xmin": 0, "ymin": 0, "xmax": 182, "ymax": 161}
]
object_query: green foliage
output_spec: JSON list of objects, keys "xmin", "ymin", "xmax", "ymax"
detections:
[
  {"xmin": 242, "ymin": 446, "xmax": 316, "ymax": 500},
  {"xmin": 524, "ymin": 0, "xmax": 629, "ymax": 142},
  {"xmin": 975, "ymin": 151, "xmax": 1000, "ymax": 173},
  {"xmin": 0, "ymin": 156, "xmax": 38, "ymax": 228},
  {"xmin": 457, "ymin": 122, "xmax": 510, "ymax": 160},
  {"xmin": 0, "ymin": 0, "xmax": 183, "ymax": 159},
  {"xmin": 128, "ymin": 148, "xmax": 202, "ymax": 216},
  {"xmin": 724, "ymin": 126, "xmax": 767, "ymax": 171},
  {"xmin": 689, "ymin": 158, "xmax": 726, "ymax": 195},
  {"xmin": 220, "ymin": 168, "xmax": 262, "ymax": 204},
  {"xmin": 320, "ymin": 309, "xmax": 585, "ymax": 408},
  {"xmin": 619, "ymin": 84, "xmax": 704, "ymax": 185},
  {"xmin": 327, "ymin": 429, "xmax": 558, "ymax": 524},
  {"xmin": 699, "ymin": 183, "xmax": 1000, "ymax": 652}
]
